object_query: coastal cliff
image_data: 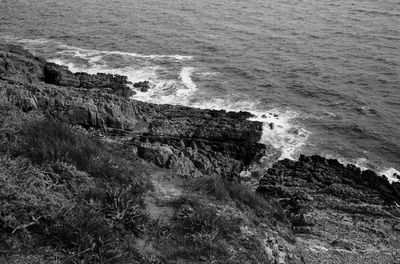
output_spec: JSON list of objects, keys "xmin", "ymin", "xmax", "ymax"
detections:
[{"xmin": 0, "ymin": 44, "xmax": 399, "ymax": 264}]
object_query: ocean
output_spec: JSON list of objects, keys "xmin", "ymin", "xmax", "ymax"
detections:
[{"xmin": 1, "ymin": 0, "xmax": 399, "ymax": 181}]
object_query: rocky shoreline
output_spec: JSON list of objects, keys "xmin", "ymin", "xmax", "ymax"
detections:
[{"xmin": 1, "ymin": 43, "xmax": 400, "ymax": 263}]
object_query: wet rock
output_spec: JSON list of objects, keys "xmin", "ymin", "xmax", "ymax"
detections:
[
  {"xmin": 133, "ymin": 80, "xmax": 150, "ymax": 92},
  {"xmin": 269, "ymin": 122, "xmax": 274, "ymax": 130},
  {"xmin": 42, "ymin": 62, "xmax": 134, "ymax": 97},
  {"xmin": 43, "ymin": 62, "xmax": 80, "ymax": 87}
]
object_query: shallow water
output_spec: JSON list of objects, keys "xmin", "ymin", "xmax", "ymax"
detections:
[{"xmin": 1, "ymin": 0, "xmax": 399, "ymax": 180}]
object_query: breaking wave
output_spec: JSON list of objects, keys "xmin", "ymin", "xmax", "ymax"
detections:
[{"xmin": 190, "ymin": 98, "xmax": 310, "ymax": 161}]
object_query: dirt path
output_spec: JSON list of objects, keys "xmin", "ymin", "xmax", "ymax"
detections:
[{"xmin": 143, "ymin": 170, "xmax": 183, "ymax": 223}]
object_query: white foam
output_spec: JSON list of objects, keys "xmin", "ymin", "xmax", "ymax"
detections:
[
  {"xmin": 190, "ymin": 98, "xmax": 310, "ymax": 161},
  {"xmin": 13, "ymin": 37, "xmax": 51, "ymax": 45},
  {"xmin": 49, "ymin": 56, "xmax": 198, "ymax": 107},
  {"xmin": 49, "ymin": 58, "xmax": 159, "ymax": 81},
  {"xmin": 35, "ymin": 37, "xmax": 309, "ymax": 163},
  {"xmin": 197, "ymin": 71, "xmax": 220, "ymax": 77},
  {"xmin": 177, "ymin": 67, "xmax": 197, "ymax": 95},
  {"xmin": 250, "ymin": 110, "xmax": 310, "ymax": 161},
  {"xmin": 133, "ymin": 67, "xmax": 198, "ymax": 105},
  {"xmin": 380, "ymin": 168, "xmax": 400, "ymax": 183},
  {"xmin": 87, "ymin": 55, "xmax": 104, "ymax": 64},
  {"xmin": 351, "ymin": 157, "xmax": 371, "ymax": 171},
  {"xmin": 56, "ymin": 44, "xmax": 193, "ymax": 61},
  {"xmin": 6, "ymin": 36, "xmax": 193, "ymax": 61},
  {"xmin": 323, "ymin": 155, "xmax": 372, "ymax": 172}
]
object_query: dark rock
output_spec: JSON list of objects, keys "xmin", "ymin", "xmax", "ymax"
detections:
[
  {"xmin": 0, "ymin": 43, "xmax": 44, "ymax": 84},
  {"xmin": 41, "ymin": 61, "xmax": 134, "ymax": 97},
  {"xmin": 331, "ymin": 239, "xmax": 353, "ymax": 251},
  {"xmin": 269, "ymin": 122, "xmax": 274, "ymax": 130},
  {"xmin": 394, "ymin": 173, "xmax": 400, "ymax": 181},
  {"xmin": 43, "ymin": 62, "xmax": 80, "ymax": 87},
  {"xmin": 323, "ymin": 183, "xmax": 364, "ymax": 199},
  {"xmin": 133, "ymin": 80, "xmax": 150, "ymax": 92}
]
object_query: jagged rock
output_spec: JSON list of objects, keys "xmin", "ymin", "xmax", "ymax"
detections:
[
  {"xmin": 0, "ymin": 43, "xmax": 44, "ymax": 84},
  {"xmin": 137, "ymin": 143, "xmax": 174, "ymax": 167},
  {"xmin": 133, "ymin": 80, "xmax": 150, "ymax": 92},
  {"xmin": 259, "ymin": 154, "xmax": 400, "ymax": 204},
  {"xmin": 323, "ymin": 183, "xmax": 364, "ymax": 199},
  {"xmin": 75, "ymin": 72, "xmax": 135, "ymax": 97},
  {"xmin": 256, "ymin": 154, "xmax": 400, "ymax": 263},
  {"xmin": 43, "ymin": 62, "xmax": 80, "ymax": 87},
  {"xmin": 42, "ymin": 64, "xmax": 135, "ymax": 97}
]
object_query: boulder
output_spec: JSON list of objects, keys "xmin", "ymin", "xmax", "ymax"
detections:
[
  {"xmin": 133, "ymin": 80, "xmax": 150, "ymax": 92},
  {"xmin": 43, "ymin": 62, "xmax": 80, "ymax": 87}
]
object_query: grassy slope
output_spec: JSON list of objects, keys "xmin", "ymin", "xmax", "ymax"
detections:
[
  {"xmin": 0, "ymin": 101, "xmax": 151, "ymax": 263},
  {"xmin": 0, "ymin": 100, "xmax": 291, "ymax": 263}
]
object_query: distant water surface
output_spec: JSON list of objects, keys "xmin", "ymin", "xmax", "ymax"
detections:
[{"xmin": 1, "ymin": 0, "xmax": 399, "ymax": 180}]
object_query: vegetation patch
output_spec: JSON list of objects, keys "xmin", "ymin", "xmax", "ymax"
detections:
[
  {"xmin": 193, "ymin": 175, "xmax": 288, "ymax": 224},
  {"xmin": 158, "ymin": 195, "xmax": 272, "ymax": 263},
  {"xmin": 0, "ymin": 107, "xmax": 150, "ymax": 263}
]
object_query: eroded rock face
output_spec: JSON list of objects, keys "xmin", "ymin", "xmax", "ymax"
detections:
[
  {"xmin": 0, "ymin": 43, "xmax": 265, "ymax": 176},
  {"xmin": 42, "ymin": 62, "xmax": 135, "ymax": 97},
  {"xmin": 258, "ymin": 155, "xmax": 400, "ymax": 204},
  {"xmin": 128, "ymin": 102, "xmax": 265, "ymax": 177},
  {"xmin": 257, "ymin": 155, "xmax": 400, "ymax": 263},
  {"xmin": 0, "ymin": 43, "xmax": 45, "ymax": 84},
  {"xmin": 43, "ymin": 62, "xmax": 80, "ymax": 87}
]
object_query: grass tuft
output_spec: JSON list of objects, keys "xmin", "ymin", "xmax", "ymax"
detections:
[{"xmin": 0, "ymin": 113, "xmax": 149, "ymax": 263}]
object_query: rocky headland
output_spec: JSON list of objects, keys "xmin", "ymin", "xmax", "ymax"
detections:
[{"xmin": 0, "ymin": 43, "xmax": 399, "ymax": 264}]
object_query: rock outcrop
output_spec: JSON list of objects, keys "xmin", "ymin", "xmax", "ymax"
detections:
[
  {"xmin": 0, "ymin": 43, "xmax": 45, "ymax": 84},
  {"xmin": 0, "ymin": 43, "xmax": 265, "ymax": 177},
  {"xmin": 257, "ymin": 155, "xmax": 400, "ymax": 263},
  {"xmin": 133, "ymin": 80, "xmax": 150, "ymax": 92}
]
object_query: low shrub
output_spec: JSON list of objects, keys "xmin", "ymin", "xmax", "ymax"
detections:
[
  {"xmin": 167, "ymin": 195, "xmax": 272, "ymax": 263},
  {"xmin": 18, "ymin": 118, "xmax": 100, "ymax": 168},
  {"xmin": 193, "ymin": 175, "xmax": 289, "ymax": 225},
  {"xmin": 0, "ymin": 117, "xmax": 149, "ymax": 263},
  {"xmin": 16, "ymin": 118, "xmax": 146, "ymax": 184},
  {"xmin": 168, "ymin": 197, "xmax": 238, "ymax": 262},
  {"xmin": 194, "ymin": 175, "xmax": 273, "ymax": 211}
]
